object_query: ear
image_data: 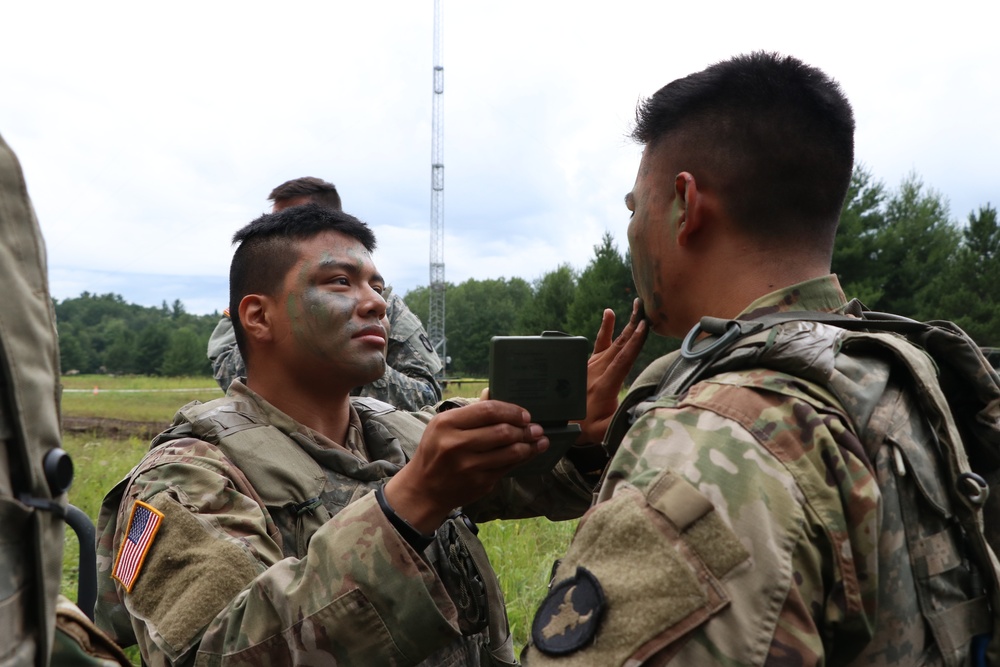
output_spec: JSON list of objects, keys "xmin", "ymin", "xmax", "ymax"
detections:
[
  {"xmin": 673, "ymin": 171, "xmax": 704, "ymax": 247},
  {"xmin": 238, "ymin": 294, "xmax": 275, "ymax": 345}
]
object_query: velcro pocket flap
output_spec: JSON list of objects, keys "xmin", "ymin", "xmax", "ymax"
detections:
[{"xmin": 529, "ymin": 472, "xmax": 749, "ymax": 666}]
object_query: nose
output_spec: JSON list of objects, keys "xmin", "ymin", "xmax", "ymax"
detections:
[{"xmin": 360, "ymin": 286, "xmax": 387, "ymax": 320}]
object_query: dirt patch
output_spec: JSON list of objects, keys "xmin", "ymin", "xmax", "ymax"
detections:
[{"xmin": 62, "ymin": 417, "xmax": 167, "ymax": 441}]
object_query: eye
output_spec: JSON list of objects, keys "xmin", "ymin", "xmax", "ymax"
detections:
[{"xmin": 372, "ymin": 284, "xmax": 385, "ymax": 295}]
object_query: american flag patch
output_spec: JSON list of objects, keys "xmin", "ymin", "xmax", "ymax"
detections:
[{"xmin": 113, "ymin": 500, "xmax": 163, "ymax": 592}]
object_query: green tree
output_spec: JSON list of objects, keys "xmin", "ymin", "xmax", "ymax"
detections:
[
  {"xmin": 445, "ymin": 278, "xmax": 532, "ymax": 376},
  {"xmin": 832, "ymin": 165, "xmax": 887, "ymax": 306},
  {"xmin": 161, "ymin": 327, "xmax": 210, "ymax": 376},
  {"xmin": 566, "ymin": 232, "xmax": 634, "ymax": 343},
  {"xmin": 518, "ymin": 264, "xmax": 577, "ymax": 335},
  {"xmin": 135, "ymin": 324, "xmax": 171, "ymax": 375},
  {"xmin": 934, "ymin": 204, "xmax": 1000, "ymax": 345},
  {"xmin": 54, "ymin": 292, "xmax": 219, "ymax": 376},
  {"xmin": 103, "ymin": 320, "xmax": 138, "ymax": 374},
  {"xmin": 878, "ymin": 175, "xmax": 959, "ymax": 319},
  {"xmin": 58, "ymin": 325, "xmax": 92, "ymax": 374}
]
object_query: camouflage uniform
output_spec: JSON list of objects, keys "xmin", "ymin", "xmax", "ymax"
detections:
[
  {"xmin": 207, "ymin": 289, "xmax": 443, "ymax": 410},
  {"xmin": 524, "ymin": 275, "xmax": 988, "ymax": 666},
  {"xmin": 96, "ymin": 381, "xmax": 593, "ymax": 666}
]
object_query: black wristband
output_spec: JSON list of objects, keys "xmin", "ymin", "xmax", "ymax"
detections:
[{"xmin": 375, "ymin": 485, "xmax": 437, "ymax": 552}]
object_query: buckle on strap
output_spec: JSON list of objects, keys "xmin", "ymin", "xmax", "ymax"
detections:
[{"xmin": 680, "ymin": 318, "xmax": 744, "ymax": 360}]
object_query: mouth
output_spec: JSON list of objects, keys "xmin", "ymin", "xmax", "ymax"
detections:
[{"xmin": 353, "ymin": 325, "xmax": 387, "ymax": 346}]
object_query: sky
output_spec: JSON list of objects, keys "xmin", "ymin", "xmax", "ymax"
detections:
[{"xmin": 1, "ymin": 1, "xmax": 997, "ymax": 315}]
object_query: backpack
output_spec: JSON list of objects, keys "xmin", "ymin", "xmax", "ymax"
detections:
[
  {"xmin": 1, "ymin": 132, "xmax": 129, "ymax": 667},
  {"xmin": 611, "ymin": 305, "xmax": 1000, "ymax": 666}
]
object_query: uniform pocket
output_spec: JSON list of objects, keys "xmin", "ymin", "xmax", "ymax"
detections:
[{"xmin": 527, "ymin": 471, "xmax": 749, "ymax": 666}]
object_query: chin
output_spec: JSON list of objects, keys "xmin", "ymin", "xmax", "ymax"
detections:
[{"xmin": 362, "ymin": 359, "xmax": 387, "ymax": 384}]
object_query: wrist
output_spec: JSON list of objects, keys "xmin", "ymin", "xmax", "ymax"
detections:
[
  {"xmin": 382, "ymin": 474, "xmax": 449, "ymax": 535},
  {"xmin": 376, "ymin": 484, "xmax": 437, "ymax": 552}
]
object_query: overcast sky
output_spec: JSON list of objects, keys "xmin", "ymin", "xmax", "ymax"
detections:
[{"xmin": 2, "ymin": 1, "xmax": 997, "ymax": 315}]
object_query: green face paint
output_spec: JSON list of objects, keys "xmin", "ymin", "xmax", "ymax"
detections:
[{"xmin": 277, "ymin": 231, "xmax": 388, "ymax": 389}]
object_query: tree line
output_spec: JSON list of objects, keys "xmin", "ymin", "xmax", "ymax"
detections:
[
  {"xmin": 54, "ymin": 165, "xmax": 997, "ymax": 379},
  {"xmin": 55, "ymin": 294, "xmax": 219, "ymax": 376}
]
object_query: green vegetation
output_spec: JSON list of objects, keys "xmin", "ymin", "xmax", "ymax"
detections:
[
  {"xmin": 55, "ymin": 293, "xmax": 219, "ymax": 376},
  {"xmin": 478, "ymin": 516, "xmax": 578, "ymax": 650}
]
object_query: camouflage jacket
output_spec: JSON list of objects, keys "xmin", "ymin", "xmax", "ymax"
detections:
[
  {"xmin": 96, "ymin": 382, "xmax": 593, "ymax": 666},
  {"xmin": 207, "ymin": 290, "xmax": 443, "ymax": 410},
  {"xmin": 524, "ymin": 275, "xmax": 987, "ymax": 666}
]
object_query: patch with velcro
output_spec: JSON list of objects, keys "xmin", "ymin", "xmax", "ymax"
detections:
[
  {"xmin": 532, "ymin": 566, "xmax": 606, "ymax": 655},
  {"xmin": 113, "ymin": 500, "xmax": 164, "ymax": 592}
]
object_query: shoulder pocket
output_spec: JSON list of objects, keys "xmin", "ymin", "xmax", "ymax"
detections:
[{"xmin": 529, "ymin": 471, "xmax": 749, "ymax": 666}]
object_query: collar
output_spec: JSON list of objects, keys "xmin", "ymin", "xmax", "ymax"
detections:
[
  {"xmin": 738, "ymin": 274, "xmax": 850, "ymax": 321},
  {"xmin": 226, "ymin": 380, "xmax": 370, "ymax": 460}
]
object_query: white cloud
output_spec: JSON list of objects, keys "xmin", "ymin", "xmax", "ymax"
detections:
[{"xmin": 2, "ymin": 0, "xmax": 997, "ymax": 313}]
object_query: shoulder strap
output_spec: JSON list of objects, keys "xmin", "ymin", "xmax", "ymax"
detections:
[{"xmin": 159, "ymin": 398, "xmax": 326, "ymax": 509}]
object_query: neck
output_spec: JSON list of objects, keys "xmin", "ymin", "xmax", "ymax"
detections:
[
  {"xmin": 677, "ymin": 240, "xmax": 830, "ymax": 333},
  {"xmin": 246, "ymin": 367, "xmax": 353, "ymax": 444}
]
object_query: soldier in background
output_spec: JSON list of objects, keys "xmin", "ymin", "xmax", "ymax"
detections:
[
  {"xmin": 0, "ymin": 132, "xmax": 130, "ymax": 665},
  {"xmin": 208, "ymin": 176, "xmax": 443, "ymax": 410}
]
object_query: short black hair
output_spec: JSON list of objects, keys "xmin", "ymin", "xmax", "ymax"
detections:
[
  {"xmin": 229, "ymin": 203, "xmax": 376, "ymax": 358},
  {"xmin": 268, "ymin": 176, "xmax": 342, "ymax": 211},
  {"xmin": 632, "ymin": 51, "xmax": 855, "ymax": 244}
]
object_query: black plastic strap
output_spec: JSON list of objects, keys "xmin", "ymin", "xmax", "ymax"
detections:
[{"xmin": 375, "ymin": 484, "xmax": 436, "ymax": 552}]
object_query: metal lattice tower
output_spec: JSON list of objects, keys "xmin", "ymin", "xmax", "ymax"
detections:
[{"xmin": 428, "ymin": 0, "xmax": 446, "ymax": 371}]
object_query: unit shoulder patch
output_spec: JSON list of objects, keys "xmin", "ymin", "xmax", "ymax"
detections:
[
  {"xmin": 112, "ymin": 500, "xmax": 164, "ymax": 592},
  {"xmin": 531, "ymin": 566, "xmax": 606, "ymax": 655}
]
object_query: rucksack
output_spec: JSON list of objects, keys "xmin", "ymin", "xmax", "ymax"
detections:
[
  {"xmin": 611, "ymin": 305, "xmax": 1000, "ymax": 666},
  {"xmin": 1, "ymin": 132, "xmax": 128, "ymax": 666}
]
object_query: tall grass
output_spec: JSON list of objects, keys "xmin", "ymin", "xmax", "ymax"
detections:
[{"xmin": 61, "ymin": 374, "xmax": 578, "ymax": 656}]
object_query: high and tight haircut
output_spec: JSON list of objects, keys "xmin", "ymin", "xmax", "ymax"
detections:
[
  {"xmin": 632, "ymin": 51, "xmax": 855, "ymax": 244},
  {"xmin": 228, "ymin": 203, "xmax": 377, "ymax": 358},
  {"xmin": 267, "ymin": 176, "xmax": 342, "ymax": 211}
]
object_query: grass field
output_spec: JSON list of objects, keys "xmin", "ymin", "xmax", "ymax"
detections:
[{"xmin": 60, "ymin": 374, "xmax": 578, "ymax": 658}]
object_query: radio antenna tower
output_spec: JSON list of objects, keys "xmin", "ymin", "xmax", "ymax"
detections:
[{"xmin": 428, "ymin": 0, "xmax": 446, "ymax": 371}]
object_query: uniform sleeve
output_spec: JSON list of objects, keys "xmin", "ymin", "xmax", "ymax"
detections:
[
  {"xmin": 523, "ymin": 376, "xmax": 880, "ymax": 666},
  {"xmin": 462, "ymin": 458, "xmax": 595, "ymax": 523},
  {"xmin": 95, "ymin": 440, "xmax": 462, "ymax": 667}
]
